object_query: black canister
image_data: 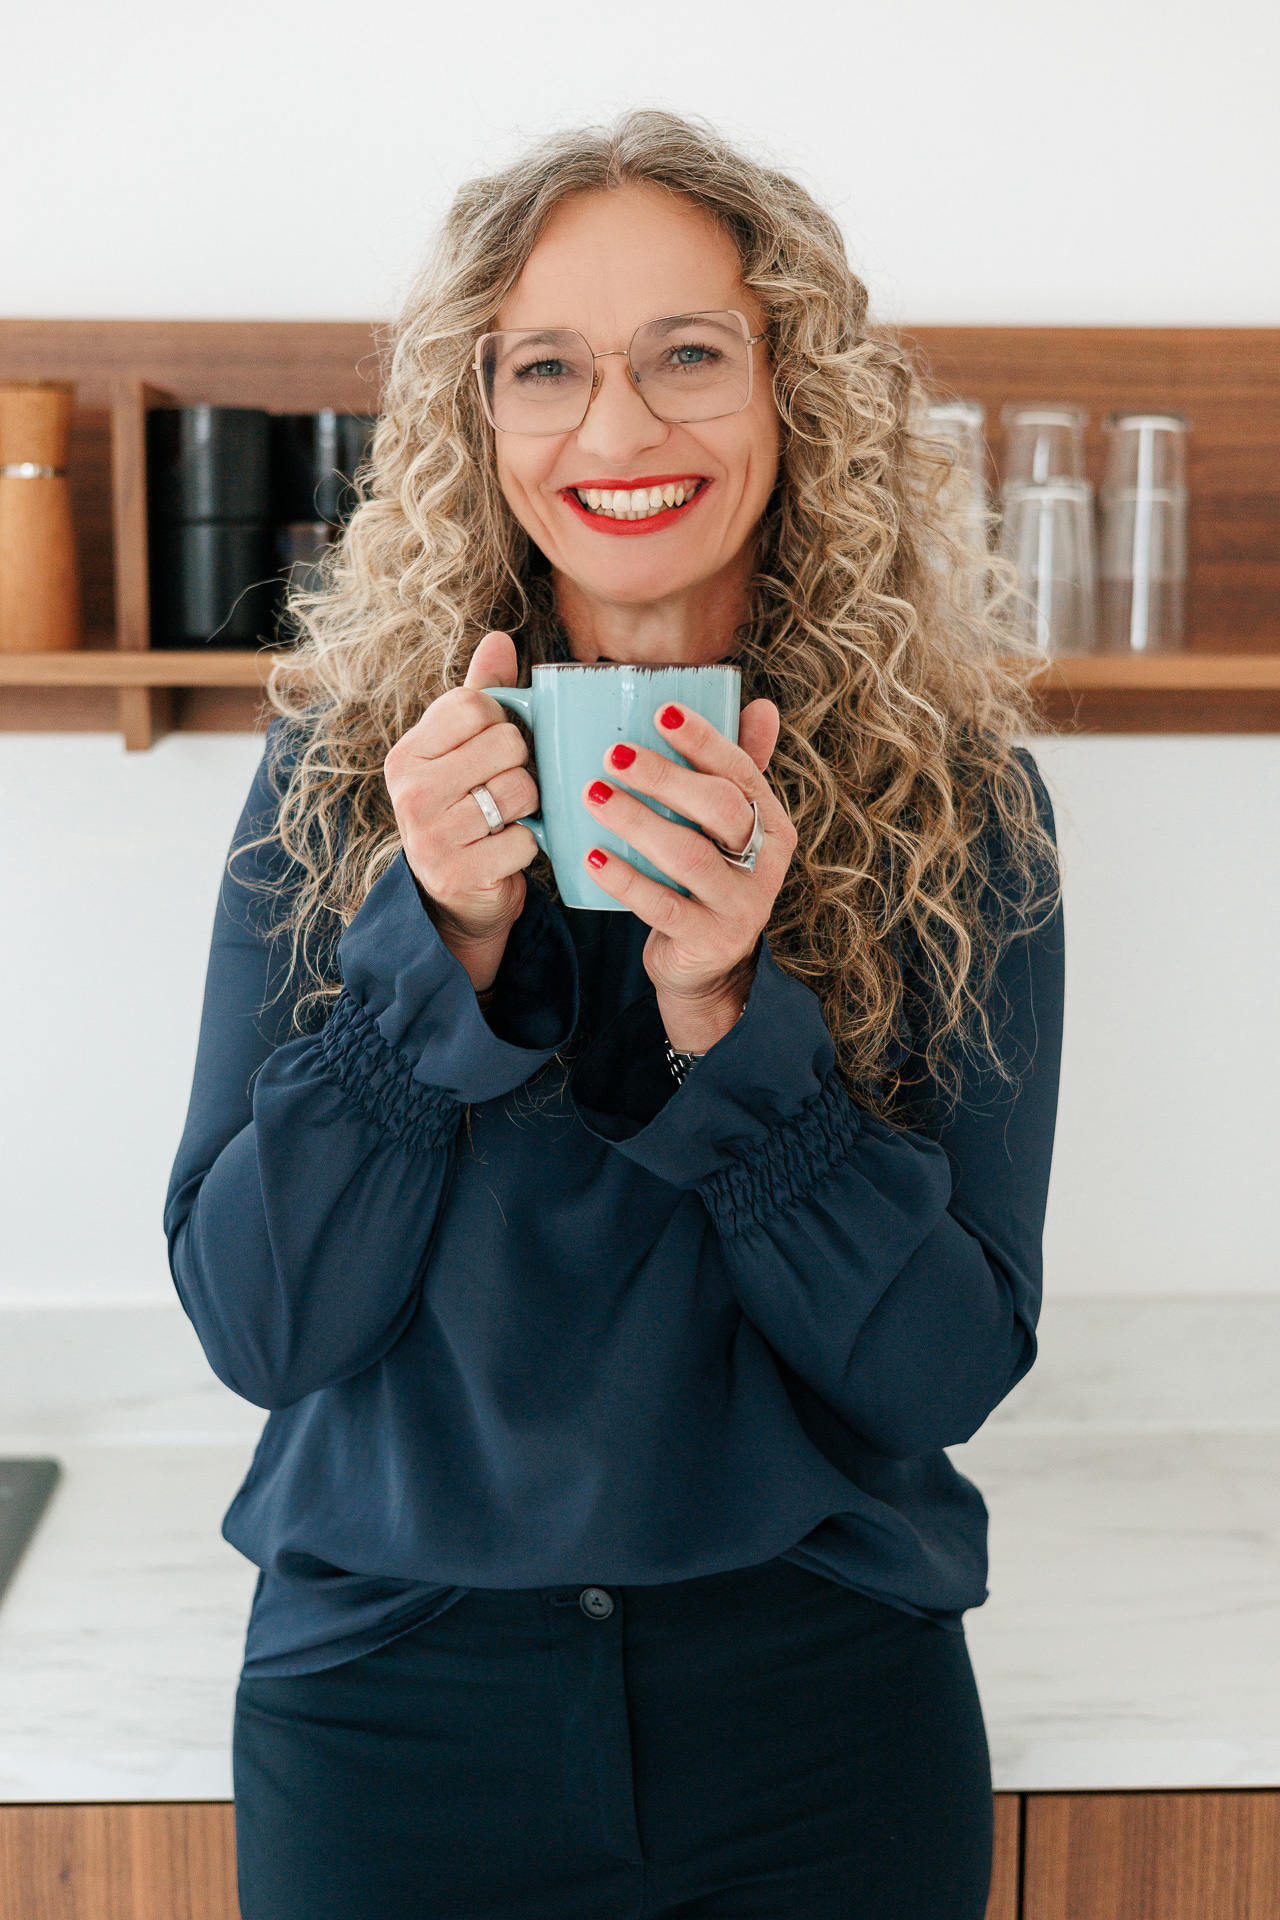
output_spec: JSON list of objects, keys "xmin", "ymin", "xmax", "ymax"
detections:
[
  {"xmin": 149, "ymin": 523, "xmax": 279, "ymax": 647},
  {"xmin": 272, "ymin": 411, "xmax": 377, "ymax": 527},
  {"xmin": 147, "ymin": 406, "xmax": 272, "ymax": 523},
  {"xmin": 276, "ymin": 521, "xmax": 333, "ymax": 599}
]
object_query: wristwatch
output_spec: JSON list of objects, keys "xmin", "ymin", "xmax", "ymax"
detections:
[{"xmin": 663, "ymin": 1038, "xmax": 704, "ymax": 1086}]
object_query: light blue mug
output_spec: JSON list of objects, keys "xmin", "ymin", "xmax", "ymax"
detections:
[{"xmin": 484, "ymin": 662, "xmax": 741, "ymax": 911}]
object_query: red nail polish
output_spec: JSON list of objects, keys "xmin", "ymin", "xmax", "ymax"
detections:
[
  {"xmin": 587, "ymin": 780, "xmax": 613, "ymax": 804},
  {"xmin": 586, "ymin": 848, "xmax": 608, "ymax": 869},
  {"xmin": 658, "ymin": 704, "xmax": 684, "ymax": 729},
  {"xmin": 610, "ymin": 744, "xmax": 636, "ymax": 770}
]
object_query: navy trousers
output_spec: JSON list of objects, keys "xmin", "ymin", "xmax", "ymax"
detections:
[{"xmin": 233, "ymin": 1559, "xmax": 993, "ymax": 1919}]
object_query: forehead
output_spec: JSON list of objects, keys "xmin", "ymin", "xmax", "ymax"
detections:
[{"xmin": 495, "ymin": 183, "xmax": 757, "ymax": 341}]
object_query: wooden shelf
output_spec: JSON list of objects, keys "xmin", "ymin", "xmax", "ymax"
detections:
[
  {"xmin": 5, "ymin": 648, "xmax": 1280, "ymax": 694},
  {"xmin": 1, "ymin": 319, "xmax": 1277, "ymax": 742},
  {"xmin": 0, "ymin": 648, "xmax": 284, "ymax": 687}
]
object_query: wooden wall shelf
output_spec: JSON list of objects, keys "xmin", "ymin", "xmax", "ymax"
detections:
[
  {"xmin": 1, "ymin": 320, "xmax": 1277, "ymax": 744},
  {"xmin": 0, "ymin": 648, "xmax": 282, "ymax": 687}
]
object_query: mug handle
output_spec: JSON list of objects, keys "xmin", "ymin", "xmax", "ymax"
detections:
[{"xmin": 482, "ymin": 686, "xmax": 548, "ymax": 856}]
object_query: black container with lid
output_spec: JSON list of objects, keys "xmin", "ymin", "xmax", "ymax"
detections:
[
  {"xmin": 271, "ymin": 411, "xmax": 376, "ymax": 527},
  {"xmin": 150, "ymin": 523, "xmax": 278, "ymax": 647},
  {"xmin": 147, "ymin": 406, "xmax": 272, "ymax": 523},
  {"xmin": 147, "ymin": 406, "xmax": 277, "ymax": 647}
]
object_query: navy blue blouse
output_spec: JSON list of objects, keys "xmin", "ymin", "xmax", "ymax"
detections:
[{"xmin": 166, "ymin": 737, "xmax": 1063, "ymax": 1677}]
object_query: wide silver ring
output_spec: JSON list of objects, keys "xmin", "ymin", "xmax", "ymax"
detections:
[
  {"xmin": 469, "ymin": 784, "xmax": 505, "ymax": 835},
  {"xmin": 713, "ymin": 800, "xmax": 763, "ymax": 873}
]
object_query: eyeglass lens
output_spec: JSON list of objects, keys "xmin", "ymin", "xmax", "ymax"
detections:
[{"xmin": 478, "ymin": 312, "xmax": 752, "ymax": 434}]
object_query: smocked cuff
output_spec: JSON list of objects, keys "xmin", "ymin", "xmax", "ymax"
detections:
[
  {"xmin": 319, "ymin": 995, "xmax": 463, "ymax": 1150},
  {"xmin": 336, "ymin": 856, "xmax": 577, "ymax": 1105},
  {"xmin": 570, "ymin": 938, "xmax": 846, "ymax": 1190}
]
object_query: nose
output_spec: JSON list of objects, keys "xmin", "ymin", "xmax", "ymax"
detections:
[{"xmin": 573, "ymin": 355, "xmax": 670, "ymax": 466}]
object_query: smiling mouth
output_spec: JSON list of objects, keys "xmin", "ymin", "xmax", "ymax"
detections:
[{"xmin": 568, "ymin": 478, "xmax": 707, "ymax": 522}]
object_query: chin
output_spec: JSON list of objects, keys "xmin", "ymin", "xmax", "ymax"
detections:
[{"xmin": 554, "ymin": 529, "xmax": 725, "ymax": 606}]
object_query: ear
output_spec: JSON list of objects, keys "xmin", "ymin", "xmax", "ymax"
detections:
[
  {"xmin": 737, "ymin": 698, "xmax": 781, "ymax": 773},
  {"xmin": 463, "ymin": 630, "xmax": 518, "ymax": 690}
]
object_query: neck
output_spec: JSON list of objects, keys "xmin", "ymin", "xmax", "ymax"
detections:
[{"xmin": 554, "ymin": 554, "xmax": 751, "ymax": 666}]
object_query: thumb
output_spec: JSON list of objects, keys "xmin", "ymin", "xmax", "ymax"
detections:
[
  {"xmin": 464, "ymin": 629, "xmax": 518, "ymax": 691},
  {"xmin": 738, "ymin": 698, "xmax": 781, "ymax": 773}
]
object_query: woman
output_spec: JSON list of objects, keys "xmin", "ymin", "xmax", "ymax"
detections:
[{"xmin": 168, "ymin": 110, "xmax": 1062, "ymax": 1920}]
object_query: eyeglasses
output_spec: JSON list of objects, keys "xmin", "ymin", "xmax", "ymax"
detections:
[{"xmin": 473, "ymin": 310, "xmax": 765, "ymax": 436}]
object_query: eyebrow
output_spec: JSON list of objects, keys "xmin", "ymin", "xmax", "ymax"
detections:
[
  {"xmin": 644, "ymin": 312, "xmax": 737, "ymax": 338},
  {"xmin": 494, "ymin": 328, "xmax": 577, "ymax": 353}
]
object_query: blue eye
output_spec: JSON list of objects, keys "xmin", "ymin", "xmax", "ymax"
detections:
[
  {"xmin": 516, "ymin": 358, "xmax": 568, "ymax": 381},
  {"xmin": 672, "ymin": 345, "xmax": 710, "ymax": 365}
]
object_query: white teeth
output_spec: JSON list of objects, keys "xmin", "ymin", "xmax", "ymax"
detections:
[{"xmin": 574, "ymin": 481, "xmax": 699, "ymax": 519}]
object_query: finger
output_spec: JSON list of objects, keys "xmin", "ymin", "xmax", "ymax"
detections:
[
  {"xmin": 445, "ymin": 767, "xmax": 539, "ymax": 848},
  {"xmin": 434, "ymin": 721, "xmax": 530, "ymax": 806},
  {"xmin": 737, "ymin": 698, "xmax": 781, "ymax": 774},
  {"xmin": 463, "ymin": 630, "xmax": 518, "ymax": 692},
  {"xmin": 584, "ymin": 778, "xmax": 745, "ymax": 909},
  {"xmin": 651, "ymin": 701, "xmax": 784, "ymax": 819},
  {"xmin": 394, "ymin": 685, "xmax": 511, "ymax": 763},
  {"xmin": 598, "ymin": 744, "xmax": 755, "ymax": 851},
  {"xmin": 450, "ymin": 821, "xmax": 540, "ymax": 892},
  {"xmin": 580, "ymin": 845, "xmax": 717, "ymax": 939}
]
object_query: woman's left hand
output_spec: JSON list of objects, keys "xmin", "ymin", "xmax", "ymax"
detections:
[{"xmin": 581, "ymin": 699, "xmax": 798, "ymax": 1054}]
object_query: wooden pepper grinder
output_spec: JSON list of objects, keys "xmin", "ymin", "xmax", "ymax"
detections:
[{"xmin": 0, "ymin": 382, "xmax": 83, "ymax": 650}]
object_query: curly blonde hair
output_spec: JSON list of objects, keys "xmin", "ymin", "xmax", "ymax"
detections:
[{"xmin": 260, "ymin": 108, "xmax": 1057, "ymax": 1117}]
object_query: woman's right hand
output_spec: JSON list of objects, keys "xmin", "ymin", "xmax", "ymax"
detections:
[{"xmin": 383, "ymin": 631, "xmax": 539, "ymax": 992}]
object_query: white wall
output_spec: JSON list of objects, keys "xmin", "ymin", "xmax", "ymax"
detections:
[
  {"xmin": 3, "ymin": 3, "xmax": 1278, "ymax": 1306},
  {"xmin": 6, "ymin": 0, "xmax": 1279, "ymax": 326},
  {"xmin": 1, "ymin": 733, "xmax": 1277, "ymax": 1307}
]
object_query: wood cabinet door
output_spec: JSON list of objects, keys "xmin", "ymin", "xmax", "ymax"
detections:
[
  {"xmin": 0, "ymin": 1805, "xmax": 239, "ymax": 1920},
  {"xmin": 1023, "ymin": 1791, "xmax": 1280, "ymax": 1919},
  {"xmin": 986, "ymin": 1792, "xmax": 1021, "ymax": 1920}
]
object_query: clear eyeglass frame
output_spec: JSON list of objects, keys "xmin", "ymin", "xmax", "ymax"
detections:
[{"xmin": 472, "ymin": 309, "xmax": 766, "ymax": 435}]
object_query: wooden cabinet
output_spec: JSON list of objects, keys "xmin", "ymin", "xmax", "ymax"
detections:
[
  {"xmin": 988, "ymin": 1791, "xmax": 1022, "ymax": 1919},
  {"xmin": 1022, "ymin": 1792, "xmax": 1280, "ymax": 1920},
  {"xmin": 0, "ymin": 1805, "xmax": 238, "ymax": 1920},
  {"xmin": 3, "ymin": 1789, "xmax": 1278, "ymax": 1914}
]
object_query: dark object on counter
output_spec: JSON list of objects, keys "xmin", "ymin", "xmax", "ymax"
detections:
[
  {"xmin": 0, "ymin": 1458, "xmax": 60, "ymax": 1606},
  {"xmin": 147, "ymin": 406, "xmax": 276, "ymax": 646},
  {"xmin": 150, "ymin": 522, "xmax": 278, "ymax": 647},
  {"xmin": 276, "ymin": 520, "xmax": 333, "ymax": 601},
  {"xmin": 147, "ymin": 406, "xmax": 272, "ymax": 523},
  {"xmin": 271, "ymin": 412, "xmax": 376, "ymax": 527}
]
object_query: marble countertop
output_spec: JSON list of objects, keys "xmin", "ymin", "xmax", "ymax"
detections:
[{"xmin": 1, "ymin": 1299, "xmax": 1277, "ymax": 1801}]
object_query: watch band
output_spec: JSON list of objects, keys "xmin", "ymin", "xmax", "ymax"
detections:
[{"xmin": 663, "ymin": 1038, "xmax": 704, "ymax": 1086}]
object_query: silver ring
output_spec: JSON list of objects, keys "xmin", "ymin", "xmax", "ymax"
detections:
[
  {"xmin": 1, "ymin": 463, "xmax": 64, "ymax": 479},
  {"xmin": 469, "ymin": 784, "xmax": 505, "ymax": 835},
  {"xmin": 713, "ymin": 799, "xmax": 763, "ymax": 873}
]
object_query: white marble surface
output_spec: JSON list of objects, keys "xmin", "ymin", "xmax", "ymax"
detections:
[{"xmin": 0, "ymin": 1300, "xmax": 1277, "ymax": 1799}]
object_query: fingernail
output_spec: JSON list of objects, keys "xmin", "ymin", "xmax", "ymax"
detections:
[
  {"xmin": 658, "ymin": 705, "xmax": 684, "ymax": 730},
  {"xmin": 587, "ymin": 780, "xmax": 613, "ymax": 805},
  {"xmin": 609, "ymin": 744, "xmax": 636, "ymax": 769},
  {"xmin": 586, "ymin": 848, "xmax": 608, "ymax": 870}
]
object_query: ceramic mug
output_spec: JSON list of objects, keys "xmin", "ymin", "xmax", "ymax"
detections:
[{"xmin": 484, "ymin": 662, "xmax": 741, "ymax": 911}]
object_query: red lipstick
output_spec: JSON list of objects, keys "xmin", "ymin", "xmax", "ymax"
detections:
[{"xmin": 560, "ymin": 476, "xmax": 711, "ymax": 538}]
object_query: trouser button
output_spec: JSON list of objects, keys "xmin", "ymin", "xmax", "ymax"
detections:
[{"xmin": 579, "ymin": 1586, "xmax": 614, "ymax": 1619}]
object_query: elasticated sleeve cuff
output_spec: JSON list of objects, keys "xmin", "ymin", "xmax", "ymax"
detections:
[
  {"xmin": 570, "ymin": 938, "xmax": 847, "ymax": 1190},
  {"xmin": 336, "ymin": 856, "xmax": 578, "ymax": 1105}
]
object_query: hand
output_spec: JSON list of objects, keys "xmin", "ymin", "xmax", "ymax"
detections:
[
  {"xmin": 383, "ymin": 631, "xmax": 539, "ymax": 992},
  {"xmin": 580, "ymin": 699, "xmax": 797, "ymax": 1053}
]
